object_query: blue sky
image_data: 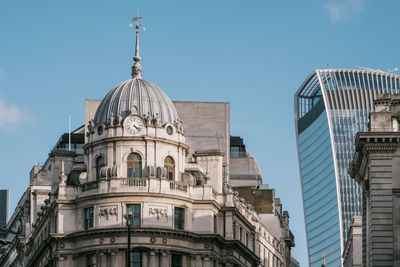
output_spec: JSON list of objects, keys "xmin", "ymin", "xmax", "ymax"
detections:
[{"xmin": 1, "ymin": 1, "xmax": 400, "ymax": 266}]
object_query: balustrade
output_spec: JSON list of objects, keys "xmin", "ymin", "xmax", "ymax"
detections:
[
  {"xmin": 78, "ymin": 177, "xmax": 217, "ymax": 201},
  {"xmin": 120, "ymin": 177, "xmax": 147, "ymax": 187}
]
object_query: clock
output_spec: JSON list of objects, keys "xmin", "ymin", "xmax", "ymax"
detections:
[{"xmin": 124, "ymin": 116, "xmax": 144, "ymax": 134}]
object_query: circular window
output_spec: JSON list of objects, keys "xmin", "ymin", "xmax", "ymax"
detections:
[
  {"xmin": 97, "ymin": 125, "xmax": 104, "ymax": 135},
  {"xmin": 166, "ymin": 125, "xmax": 173, "ymax": 135}
]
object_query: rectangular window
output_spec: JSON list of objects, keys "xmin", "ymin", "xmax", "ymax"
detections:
[
  {"xmin": 171, "ymin": 254, "xmax": 182, "ymax": 267},
  {"xmin": 86, "ymin": 254, "xmax": 96, "ymax": 267},
  {"xmin": 129, "ymin": 251, "xmax": 141, "ymax": 267},
  {"xmin": 85, "ymin": 207, "xmax": 94, "ymax": 230},
  {"xmin": 126, "ymin": 204, "xmax": 141, "ymax": 227},
  {"xmin": 174, "ymin": 207, "xmax": 185, "ymax": 230}
]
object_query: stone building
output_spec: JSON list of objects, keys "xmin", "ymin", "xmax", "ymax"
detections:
[
  {"xmin": 342, "ymin": 216, "xmax": 362, "ymax": 267},
  {"xmin": 348, "ymin": 93, "xmax": 400, "ymax": 266},
  {"xmin": 0, "ymin": 20, "xmax": 294, "ymax": 267}
]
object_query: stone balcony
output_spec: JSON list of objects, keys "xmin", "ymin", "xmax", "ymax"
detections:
[{"xmin": 69, "ymin": 178, "xmax": 222, "ymax": 203}]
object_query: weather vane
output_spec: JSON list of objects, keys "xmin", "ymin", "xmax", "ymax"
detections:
[
  {"xmin": 130, "ymin": 8, "xmax": 145, "ymax": 79},
  {"xmin": 130, "ymin": 8, "xmax": 145, "ymax": 32}
]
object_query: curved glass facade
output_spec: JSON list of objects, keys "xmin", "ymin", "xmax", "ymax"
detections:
[{"xmin": 295, "ymin": 69, "xmax": 400, "ymax": 266}]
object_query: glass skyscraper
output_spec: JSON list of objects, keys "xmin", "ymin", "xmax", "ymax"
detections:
[{"xmin": 294, "ymin": 69, "xmax": 400, "ymax": 266}]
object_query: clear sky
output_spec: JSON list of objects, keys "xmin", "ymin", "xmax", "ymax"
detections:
[{"xmin": 1, "ymin": 0, "xmax": 400, "ymax": 266}]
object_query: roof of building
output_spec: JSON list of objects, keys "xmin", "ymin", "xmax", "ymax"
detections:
[{"xmin": 94, "ymin": 78, "xmax": 179, "ymax": 126}]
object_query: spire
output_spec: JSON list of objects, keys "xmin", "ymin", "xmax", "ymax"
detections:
[{"xmin": 130, "ymin": 9, "xmax": 144, "ymax": 79}]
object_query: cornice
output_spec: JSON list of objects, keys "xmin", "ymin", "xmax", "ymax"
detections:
[
  {"xmin": 56, "ymin": 191, "xmax": 221, "ymax": 210},
  {"xmin": 350, "ymin": 132, "xmax": 400, "ymax": 181},
  {"xmin": 57, "ymin": 227, "xmax": 260, "ymax": 264}
]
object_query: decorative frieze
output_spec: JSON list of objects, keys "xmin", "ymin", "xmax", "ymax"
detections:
[
  {"xmin": 144, "ymin": 204, "xmax": 171, "ymax": 226},
  {"xmin": 99, "ymin": 206, "xmax": 117, "ymax": 220}
]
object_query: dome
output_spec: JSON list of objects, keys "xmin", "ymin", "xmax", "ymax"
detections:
[{"xmin": 94, "ymin": 78, "xmax": 179, "ymax": 126}]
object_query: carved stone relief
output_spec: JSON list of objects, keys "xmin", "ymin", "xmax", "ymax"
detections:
[
  {"xmin": 144, "ymin": 204, "xmax": 171, "ymax": 226},
  {"xmin": 99, "ymin": 205, "xmax": 118, "ymax": 224}
]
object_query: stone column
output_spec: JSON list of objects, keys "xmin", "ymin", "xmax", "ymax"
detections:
[
  {"xmin": 202, "ymin": 255, "xmax": 214, "ymax": 267},
  {"xmin": 142, "ymin": 252, "xmax": 148, "ymax": 267},
  {"xmin": 159, "ymin": 250, "xmax": 169, "ymax": 267},
  {"xmin": 187, "ymin": 255, "xmax": 196, "ymax": 267},
  {"xmin": 181, "ymin": 255, "xmax": 187, "ymax": 267},
  {"xmin": 148, "ymin": 250, "xmax": 157, "ymax": 267}
]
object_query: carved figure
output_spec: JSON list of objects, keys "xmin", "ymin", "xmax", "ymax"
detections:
[
  {"xmin": 147, "ymin": 112, "xmax": 153, "ymax": 125},
  {"xmin": 109, "ymin": 113, "xmax": 115, "ymax": 127},
  {"xmin": 176, "ymin": 118, "xmax": 184, "ymax": 132},
  {"xmin": 155, "ymin": 113, "xmax": 160, "ymax": 126},
  {"xmin": 87, "ymin": 120, "xmax": 94, "ymax": 135},
  {"xmin": 149, "ymin": 208, "xmax": 167, "ymax": 220},
  {"xmin": 130, "ymin": 106, "xmax": 138, "ymax": 115},
  {"xmin": 99, "ymin": 207, "xmax": 118, "ymax": 220},
  {"xmin": 117, "ymin": 112, "xmax": 123, "ymax": 126}
]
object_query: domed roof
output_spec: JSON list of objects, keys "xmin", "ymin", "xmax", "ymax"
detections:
[{"xmin": 94, "ymin": 78, "xmax": 179, "ymax": 126}]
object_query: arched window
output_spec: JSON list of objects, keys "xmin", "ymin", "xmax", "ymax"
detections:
[
  {"xmin": 96, "ymin": 156, "xmax": 105, "ymax": 180},
  {"xmin": 127, "ymin": 153, "xmax": 142, "ymax": 178},
  {"xmin": 164, "ymin": 156, "xmax": 175, "ymax": 180}
]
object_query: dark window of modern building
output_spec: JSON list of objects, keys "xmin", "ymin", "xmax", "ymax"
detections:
[
  {"xmin": 85, "ymin": 207, "xmax": 94, "ymax": 230},
  {"xmin": 129, "ymin": 251, "xmax": 141, "ymax": 267},
  {"xmin": 174, "ymin": 207, "xmax": 185, "ymax": 230},
  {"xmin": 164, "ymin": 156, "xmax": 175, "ymax": 180},
  {"xmin": 127, "ymin": 153, "xmax": 142, "ymax": 178},
  {"xmin": 86, "ymin": 254, "xmax": 96, "ymax": 267},
  {"xmin": 126, "ymin": 204, "xmax": 141, "ymax": 227},
  {"xmin": 96, "ymin": 156, "xmax": 105, "ymax": 180},
  {"xmin": 171, "ymin": 254, "xmax": 182, "ymax": 267}
]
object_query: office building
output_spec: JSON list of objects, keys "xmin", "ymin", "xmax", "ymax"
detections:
[
  {"xmin": 0, "ymin": 19, "xmax": 294, "ymax": 267},
  {"xmin": 294, "ymin": 69, "xmax": 400, "ymax": 266}
]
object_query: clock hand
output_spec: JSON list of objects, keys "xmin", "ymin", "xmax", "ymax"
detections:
[{"xmin": 134, "ymin": 125, "xmax": 140, "ymax": 131}]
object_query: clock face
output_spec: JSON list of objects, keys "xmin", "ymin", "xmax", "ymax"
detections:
[{"xmin": 125, "ymin": 117, "xmax": 143, "ymax": 134}]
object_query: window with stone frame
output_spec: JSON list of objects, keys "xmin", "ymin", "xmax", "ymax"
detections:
[
  {"xmin": 126, "ymin": 204, "xmax": 141, "ymax": 227},
  {"xmin": 85, "ymin": 207, "xmax": 94, "ymax": 230},
  {"xmin": 164, "ymin": 156, "xmax": 175, "ymax": 180},
  {"xmin": 96, "ymin": 156, "xmax": 105, "ymax": 180},
  {"xmin": 127, "ymin": 153, "xmax": 142, "ymax": 178},
  {"xmin": 129, "ymin": 251, "xmax": 141, "ymax": 267},
  {"xmin": 174, "ymin": 207, "xmax": 185, "ymax": 230},
  {"xmin": 171, "ymin": 253, "xmax": 182, "ymax": 267},
  {"xmin": 86, "ymin": 254, "xmax": 96, "ymax": 267}
]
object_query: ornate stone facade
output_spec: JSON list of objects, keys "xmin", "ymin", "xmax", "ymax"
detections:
[
  {"xmin": 348, "ymin": 93, "xmax": 400, "ymax": 266},
  {"xmin": 0, "ymin": 26, "xmax": 294, "ymax": 267}
]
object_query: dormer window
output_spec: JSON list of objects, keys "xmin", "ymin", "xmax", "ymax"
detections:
[
  {"xmin": 164, "ymin": 156, "xmax": 175, "ymax": 180},
  {"xmin": 127, "ymin": 153, "xmax": 142, "ymax": 178}
]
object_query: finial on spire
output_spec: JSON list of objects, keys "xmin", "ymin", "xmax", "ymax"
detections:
[{"xmin": 130, "ymin": 8, "xmax": 144, "ymax": 79}]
